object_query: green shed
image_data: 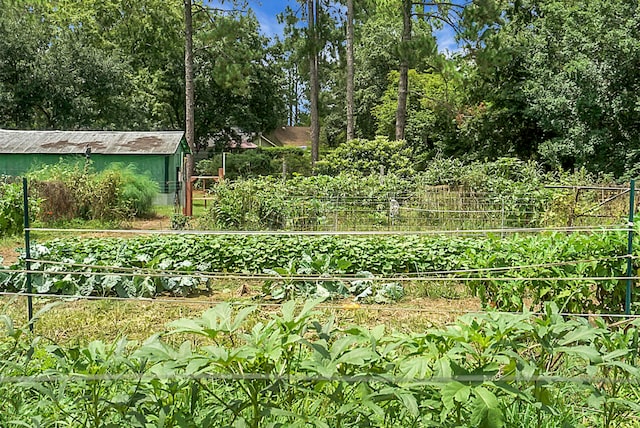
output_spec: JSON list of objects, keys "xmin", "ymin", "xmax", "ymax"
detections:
[{"xmin": 0, "ymin": 129, "xmax": 189, "ymax": 205}]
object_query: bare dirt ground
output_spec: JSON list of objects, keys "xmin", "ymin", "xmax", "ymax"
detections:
[
  {"xmin": 129, "ymin": 216, "xmax": 171, "ymax": 230},
  {"xmin": 0, "ymin": 242, "xmax": 20, "ymax": 266}
]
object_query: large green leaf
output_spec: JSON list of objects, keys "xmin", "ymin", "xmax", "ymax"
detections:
[{"xmin": 470, "ymin": 386, "xmax": 503, "ymax": 428}]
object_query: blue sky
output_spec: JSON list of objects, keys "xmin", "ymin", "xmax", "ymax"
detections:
[
  {"xmin": 206, "ymin": 0, "xmax": 291, "ymax": 38},
  {"xmin": 207, "ymin": 0, "xmax": 459, "ymax": 53},
  {"xmin": 244, "ymin": 1, "xmax": 292, "ymax": 37}
]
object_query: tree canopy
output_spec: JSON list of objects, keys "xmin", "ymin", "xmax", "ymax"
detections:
[{"xmin": 1, "ymin": 0, "xmax": 639, "ymax": 176}]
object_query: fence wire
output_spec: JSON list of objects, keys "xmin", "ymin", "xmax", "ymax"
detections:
[
  {"xmin": 25, "ymin": 225, "xmax": 632, "ymax": 235},
  {"xmin": 2, "ymin": 291, "xmax": 640, "ymax": 319},
  {"xmin": 0, "ymin": 371, "xmax": 638, "ymax": 386},
  {"xmin": 23, "ymin": 254, "xmax": 634, "ymax": 278}
]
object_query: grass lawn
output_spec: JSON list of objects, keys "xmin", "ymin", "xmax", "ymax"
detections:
[{"xmin": 1, "ymin": 279, "xmax": 479, "ymax": 346}]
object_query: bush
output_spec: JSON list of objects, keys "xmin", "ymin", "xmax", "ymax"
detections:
[
  {"xmin": 200, "ymin": 174, "xmax": 413, "ymax": 230},
  {"xmin": 316, "ymin": 136, "xmax": 415, "ymax": 176},
  {"xmin": 101, "ymin": 163, "xmax": 157, "ymax": 217},
  {"xmin": 28, "ymin": 160, "xmax": 157, "ymax": 222},
  {"xmin": 196, "ymin": 147, "xmax": 311, "ymax": 179},
  {"xmin": 0, "ymin": 181, "xmax": 37, "ymax": 237}
]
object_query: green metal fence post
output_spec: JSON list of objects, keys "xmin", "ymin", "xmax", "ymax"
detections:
[
  {"xmin": 22, "ymin": 177, "xmax": 33, "ymax": 330},
  {"xmin": 625, "ymin": 179, "xmax": 635, "ymax": 315}
]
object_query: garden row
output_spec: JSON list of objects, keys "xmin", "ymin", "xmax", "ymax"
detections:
[
  {"xmin": 1, "ymin": 301, "xmax": 639, "ymax": 427},
  {"xmin": 197, "ymin": 157, "xmax": 627, "ymax": 231},
  {"xmin": 0, "ymin": 230, "xmax": 633, "ymax": 312}
]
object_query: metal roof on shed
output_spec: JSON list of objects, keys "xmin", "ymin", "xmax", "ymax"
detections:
[{"xmin": 0, "ymin": 130, "xmax": 185, "ymax": 155}]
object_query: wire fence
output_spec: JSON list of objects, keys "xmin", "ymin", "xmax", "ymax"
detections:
[
  {"xmin": 2, "ymin": 209, "xmax": 640, "ymax": 426},
  {"xmin": 0, "ymin": 183, "xmax": 637, "ymax": 321},
  {"xmin": 1, "ymin": 370, "xmax": 639, "ymax": 386},
  {"xmin": 3, "ymin": 181, "xmax": 640, "ymax": 428},
  {"xmin": 3, "ymin": 214, "xmax": 636, "ymax": 320},
  {"xmin": 194, "ymin": 185, "xmax": 633, "ymax": 231}
]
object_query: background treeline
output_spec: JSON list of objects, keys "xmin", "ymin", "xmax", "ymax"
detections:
[
  {"xmin": 1, "ymin": 0, "xmax": 639, "ymax": 176},
  {"xmin": 0, "ymin": 0, "xmax": 285, "ymax": 150}
]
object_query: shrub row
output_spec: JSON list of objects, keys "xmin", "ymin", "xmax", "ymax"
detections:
[
  {"xmin": 196, "ymin": 146, "xmax": 311, "ymax": 179},
  {"xmin": 2, "ymin": 162, "xmax": 158, "ymax": 236},
  {"xmin": 198, "ymin": 158, "xmax": 627, "ymax": 231}
]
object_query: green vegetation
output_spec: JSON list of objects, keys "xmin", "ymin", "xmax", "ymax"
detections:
[
  {"xmin": 0, "ymin": 0, "xmax": 284, "ymax": 146},
  {"xmin": 3, "ymin": 1, "xmax": 639, "ymax": 177},
  {"xmin": 197, "ymin": 147, "xmax": 312, "ymax": 179},
  {"xmin": 316, "ymin": 137, "xmax": 414, "ymax": 176},
  {"xmin": 263, "ymin": 253, "xmax": 404, "ymax": 303},
  {"xmin": 28, "ymin": 161, "xmax": 157, "ymax": 223},
  {"xmin": 0, "ymin": 230, "xmax": 634, "ymax": 314},
  {"xmin": 2, "ymin": 1, "xmax": 640, "ymax": 424},
  {"xmin": 0, "ymin": 180, "xmax": 32, "ymax": 237},
  {"xmin": 1, "ymin": 301, "xmax": 639, "ymax": 427},
  {"xmin": 197, "ymin": 158, "xmax": 625, "ymax": 231},
  {"xmin": 199, "ymin": 173, "xmax": 412, "ymax": 230}
]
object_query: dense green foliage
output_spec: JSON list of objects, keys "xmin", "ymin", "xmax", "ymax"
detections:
[
  {"xmin": 0, "ymin": 229, "xmax": 634, "ymax": 313},
  {"xmin": 280, "ymin": 0, "xmax": 640, "ymax": 177},
  {"xmin": 1, "ymin": 302, "xmax": 640, "ymax": 426},
  {"xmin": 2, "ymin": 1, "xmax": 638, "ymax": 176},
  {"xmin": 0, "ymin": 179, "xmax": 37, "ymax": 237},
  {"xmin": 316, "ymin": 137, "xmax": 414, "ymax": 176},
  {"xmin": 466, "ymin": 0, "xmax": 640, "ymax": 176},
  {"xmin": 199, "ymin": 160, "xmax": 624, "ymax": 230},
  {"xmin": 0, "ymin": 0, "xmax": 285, "ymax": 146},
  {"xmin": 29, "ymin": 161, "xmax": 158, "ymax": 221},
  {"xmin": 200, "ymin": 174, "xmax": 414, "ymax": 230},
  {"xmin": 196, "ymin": 147, "xmax": 311, "ymax": 179}
]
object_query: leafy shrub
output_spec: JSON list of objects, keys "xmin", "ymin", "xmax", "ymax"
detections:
[
  {"xmin": 263, "ymin": 253, "xmax": 404, "ymax": 302},
  {"xmin": 0, "ymin": 181, "xmax": 39, "ymax": 237},
  {"xmin": 28, "ymin": 160, "xmax": 157, "ymax": 222},
  {"xmin": 200, "ymin": 159, "xmax": 630, "ymax": 231},
  {"xmin": 316, "ymin": 136, "xmax": 415, "ymax": 176},
  {"xmin": 196, "ymin": 146, "xmax": 311, "ymax": 179},
  {"xmin": 200, "ymin": 174, "xmax": 413, "ymax": 230},
  {"xmin": 264, "ymin": 146, "xmax": 312, "ymax": 177},
  {"xmin": 101, "ymin": 163, "xmax": 157, "ymax": 217},
  {"xmin": 413, "ymin": 157, "xmax": 630, "ymax": 226}
]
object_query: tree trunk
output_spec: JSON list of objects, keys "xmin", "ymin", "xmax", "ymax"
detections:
[
  {"xmin": 346, "ymin": 0, "xmax": 355, "ymax": 141},
  {"xmin": 184, "ymin": 0, "xmax": 195, "ymax": 179},
  {"xmin": 183, "ymin": 0, "xmax": 195, "ymax": 215},
  {"xmin": 395, "ymin": 0, "xmax": 412, "ymax": 141},
  {"xmin": 308, "ymin": 0, "xmax": 320, "ymax": 167},
  {"xmin": 288, "ymin": 68, "xmax": 294, "ymax": 126},
  {"xmin": 294, "ymin": 66, "xmax": 300, "ymax": 125}
]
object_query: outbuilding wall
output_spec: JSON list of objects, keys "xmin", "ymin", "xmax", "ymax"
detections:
[{"xmin": 0, "ymin": 151, "xmax": 184, "ymax": 203}]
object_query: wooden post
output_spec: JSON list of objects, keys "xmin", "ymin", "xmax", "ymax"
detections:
[{"xmin": 185, "ymin": 177, "xmax": 193, "ymax": 216}]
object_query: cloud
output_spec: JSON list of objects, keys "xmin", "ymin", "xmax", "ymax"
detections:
[
  {"xmin": 433, "ymin": 27, "xmax": 461, "ymax": 56},
  {"xmin": 251, "ymin": 7, "xmax": 284, "ymax": 38}
]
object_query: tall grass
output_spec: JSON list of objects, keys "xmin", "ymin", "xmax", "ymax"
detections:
[{"xmin": 28, "ymin": 160, "xmax": 157, "ymax": 222}]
